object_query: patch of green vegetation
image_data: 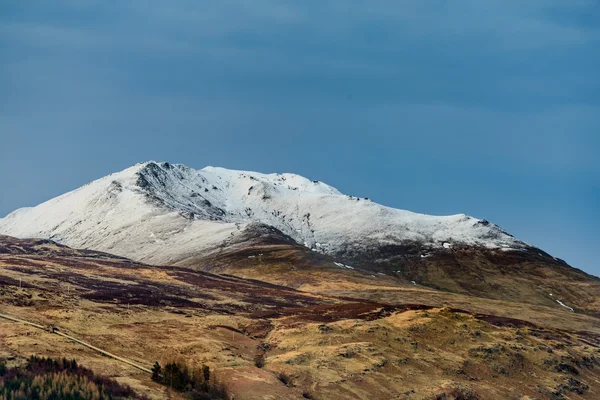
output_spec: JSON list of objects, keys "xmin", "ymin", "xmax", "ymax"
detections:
[
  {"xmin": 0, "ymin": 355, "xmax": 144, "ymax": 400},
  {"xmin": 151, "ymin": 361, "xmax": 228, "ymax": 400}
]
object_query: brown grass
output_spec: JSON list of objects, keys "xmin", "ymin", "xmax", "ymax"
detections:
[{"xmin": 2, "ymin": 238, "xmax": 600, "ymax": 399}]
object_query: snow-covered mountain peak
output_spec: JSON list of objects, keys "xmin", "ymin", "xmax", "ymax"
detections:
[
  {"xmin": 0, "ymin": 162, "xmax": 528, "ymax": 266},
  {"xmin": 122, "ymin": 161, "xmax": 343, "ymax": 221},
  {"xmin": 198, "ymin": 165, "xmax": 342, "ymax": 195},
  {"xmin": 129, "ymin": 161, "xmax": 341, "ymax": 198}
]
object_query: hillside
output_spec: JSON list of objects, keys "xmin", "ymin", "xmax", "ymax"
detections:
[{"xmin": 1, "ymin": 235, "xmax": 600, "ymax": 399}]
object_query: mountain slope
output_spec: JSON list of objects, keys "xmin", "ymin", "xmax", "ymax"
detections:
[
  {"xmin": 3, "ymin": 235, "xmax": 600, "ymax": 400},
  {"xmin": 1, "ymin": 161, "xmax": 597, "ymax": 311}
]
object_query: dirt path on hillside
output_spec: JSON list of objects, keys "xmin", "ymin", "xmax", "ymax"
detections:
[{"xmin": 0, "ymin": 311, "xmax": 152, "ymax": 374}]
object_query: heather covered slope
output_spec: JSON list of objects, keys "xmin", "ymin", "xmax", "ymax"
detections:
[
  {"xmin": 339, "ymin": 242, "xmax": 600, "ymax": 315},
  {"xmin": 0, "ymin": 234, "xmax": 128, "ymax": 259},
  {"xmin": 2, "ymin": 236, "xmax": 600, "ymax": 400},
  {"xmin": 182, "ymin": 225, "xmax": 600, "ymax": 315}
]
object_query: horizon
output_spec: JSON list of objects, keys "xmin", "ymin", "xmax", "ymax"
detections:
[{"xmin": 1, "ymin": 1, "xmax": 598, "ymax": 275}]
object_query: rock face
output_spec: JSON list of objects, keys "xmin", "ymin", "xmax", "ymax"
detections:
[{"xmin": 1, "ymin": 161, "xmax": 597, "ymax": 310}]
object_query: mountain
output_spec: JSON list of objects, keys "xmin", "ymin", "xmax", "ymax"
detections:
[
  {"xmin": 1, "ymin": 161, "xmax": 598, "ymax": 311},
  {"xmin": 0, "ymin": 161, "xmax": 524, "ymax": 254}
]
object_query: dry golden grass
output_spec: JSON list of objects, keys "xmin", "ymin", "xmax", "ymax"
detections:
[{"xmin": 2, "ymin": 240, "xmax": 600, "ymax": 399}]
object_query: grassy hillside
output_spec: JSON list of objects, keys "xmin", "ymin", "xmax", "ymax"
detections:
[{"xmin": 1, "ymin": 236, "xmax": 600, "ymax": 399}]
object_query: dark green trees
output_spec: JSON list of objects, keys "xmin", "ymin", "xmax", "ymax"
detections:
[
  {"xmin": 151, "ymin": 361, "xmax": 163, "ymax": 383},
  {"xmin": 151, "ymin": 361, "xmax": 226, "ymax": 399}
]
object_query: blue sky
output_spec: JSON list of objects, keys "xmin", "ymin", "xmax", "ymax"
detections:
[{"xmin": 1, "ymin": 1, "xmax": 598, "ymax": 275}]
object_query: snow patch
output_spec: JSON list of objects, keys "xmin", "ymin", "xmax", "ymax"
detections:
[
  {"xmin": 334, "ymin": 262, "xmax": 354, "ymax": 270},
  {"xmin": 556, "ymin": 299, "xmax": 574, "ymax": 312}
]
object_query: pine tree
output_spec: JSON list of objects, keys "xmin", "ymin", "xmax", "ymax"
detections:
[
  {"xmin": 202, "ymin": 365, "xmax": 210, "ymax": 384},
  {"xmin": 151, "ymin": 361, "xmax": 163, "ymax": 383}
]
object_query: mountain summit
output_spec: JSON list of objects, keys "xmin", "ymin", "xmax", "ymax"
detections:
[{"xmin": 0, "ymin": 161, "xmax": 524, "ymax": 260}]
